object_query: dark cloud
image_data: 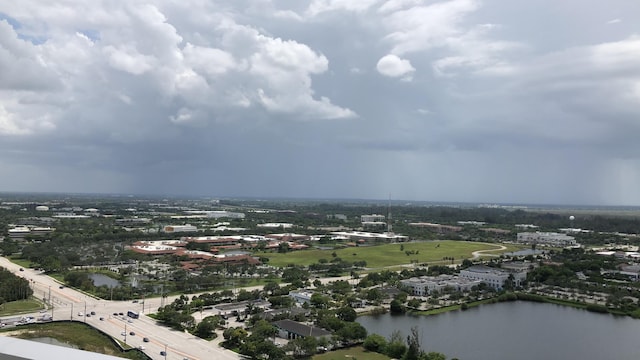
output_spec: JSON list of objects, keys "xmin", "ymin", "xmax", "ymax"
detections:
[{"xmin": 1, "ymin": 0, "xmax": 640, "ymax": 205}]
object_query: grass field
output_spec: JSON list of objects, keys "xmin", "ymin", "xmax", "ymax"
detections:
[
  {"xmin": 0, "ymin": 298, "xmax": 45, "ymax": 316},
  {"xmin": 260, "ymin": 240, "xmax": 523, "ymax": 268},
  {"xmin": 0, "ymin": 322, "xmax": 147, "ymax": 359},
  {"xmin": 313, "ymin": 346, "xmax": 390, "ymax": 360}
]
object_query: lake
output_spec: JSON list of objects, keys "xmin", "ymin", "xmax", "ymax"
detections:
[
  {"xmin": 88, "ymin": 273, "xmax": 121, "ymax": 288},
  {"xmin": 357, "ymin": 301, "xmax": 640, "ymax": 360}
]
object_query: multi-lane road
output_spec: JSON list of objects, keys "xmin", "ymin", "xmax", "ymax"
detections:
[{"xmin": 0, "ymin": 257, "xmax": 241, "ymax": 360}]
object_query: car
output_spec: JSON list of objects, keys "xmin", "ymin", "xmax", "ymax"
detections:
[
  {"xmin": 129, "ymin": 331, "xmax": 135, "ymax": 336},
  {"xmin": 127, "ymin": 319, "xmax": 133, "ymax": 323},
  {"xmin": 121, "ymin": 331, "xmax": 126, "ymax": 336},
  {"xmin": 137, "ymin": 345, "xmax": 145, "ymax": 350},
  {"xmin": 160, "ymin": 351, "xmax": 166, "ymax": 356},
  {"xmin": 19, "ymin": 268, "xmax": 24, "ymax": 271},
  {"xmin": 143, "ymin": 337, "xmax": 150, "ymax": 342},
  {"xmin": 86, "ymin": 314, "xmax": 91, "ymax": 317},
  {"xmin": 113, "ymin": 312, "xmax": 118, "ymax": 316},
  {"xmin": 77, "ymin": 312, "xmax": 84, "ymax": 317},
  {"xmin": 99, "ymin": 317, "xmax": 104, "ymax": 321},
  {"xmin": 132, "ymin": 300, "xmax": 138, "ymax": 303},
  {"xmin": 118, "ymin": 312, "xmax": 124, "ymax": 315},
  {"xmin": 59, "ymin": 285, "xmax": 64, "ymax": 289},
  {"xmin": 90, "ymin": 311, "xmax": 96, "ymax": 315}
]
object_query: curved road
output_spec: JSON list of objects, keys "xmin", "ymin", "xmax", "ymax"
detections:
[{"xmin": 0, "ymin": 257, "xmax": 240, "ymax": 360}]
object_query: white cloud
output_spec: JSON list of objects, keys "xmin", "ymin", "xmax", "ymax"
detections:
[
  {"xmin": 376, "ymin": 54, "xmax": 415, "ymax": 80},
  {"xmin": 306, "ymin": 0, "xmax": 382, "ymax": 16}
]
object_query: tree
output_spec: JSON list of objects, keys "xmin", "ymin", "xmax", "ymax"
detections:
[
  {"xmin": 194, "ymin": 315, "xmax": 220, "ymax": 339},
  {"xmin": 404, "ymin": 327, "xmax": 422, "ymax": 360},
  {"xmin": 363, "ymin": 334, "xmax": 387, "ymax": 353},
  {"xmin": 336, "ymin": 322, "xmax": 368, "ymax": 343},
  {"xmin": 287, "ymin": 336, "xmax": 318, "ymax": 357},
  {"xmin": 222, "ymin": 327, "xmax": 248, "ymax": 348},
  {"xmin": 336, "ymin": 306, "xmax": 357, "ymax": 322},
  {"xmin": 390, "ymin": 299, "xmax": 405, "ymax": 314},
  {"xmin": 386, "ymin": 331, "xmax": 408, "ymax": 359},
  {"xmin": 310, "ymin": 293, "xmax": 330, "ymax": 309}
]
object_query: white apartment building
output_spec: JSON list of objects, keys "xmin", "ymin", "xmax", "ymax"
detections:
[
  {"xmin": 517, "ymin": 232, "xmax": 577, "ymax": 247},
  {"xmin": 361, "ymin": 214, "xmax": 385, "ymax": 223},
  {"xmin": 459, "ymin": 266, "xmax": 527, "ymax": 290},
  {"xmin": 401, "ymin": 275, "xmax": 482, "ymax": 296}
]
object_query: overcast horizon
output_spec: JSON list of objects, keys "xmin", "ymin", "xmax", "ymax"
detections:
[{"xmin": 2, "ymin": 1, "xmax": 640, "ymax": 206}]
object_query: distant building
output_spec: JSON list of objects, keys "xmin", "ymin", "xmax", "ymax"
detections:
[
  {"xmin": 459, "ymin": 266, "xmax": 527, "ymax": 290},
  {"xmin": 163, "ymin": 224, "xmax": 198, "ymax": 233},
  {"xmin": 517, "ymin": 232, "xmax": 577, "ymax": 247},
  {"xmin": 401, "ymin": 275, "xmax": 482, "ymax": 296},
  {"xmin": 361, "ymin": 214, "xmax": 385, "ymax": 223},
  {"xmin": 257, "ymin": 223, "xmax": 294, "ymax": 229}
]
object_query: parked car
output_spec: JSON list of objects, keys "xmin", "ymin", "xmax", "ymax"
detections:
[
  {"xmin": 143, "ymin": 337, "xmax": 150, "ymax": 342},
  {"xmin": 129, "ymin": 331, "xmax": 135, "ymax": 336},
  {"xmin": 77, "ymin": 312, "xmax": 84, "ymax": 317},
  {"xmin": 160, "ymin": 351, "xmax": 166, "ymax": 356},
  {"xmin": 137, "ymin": 345, "xmax": 145, "ymax": 350},
  {"xmin": 99, "ymin": 317, "xmax": 104, "ymax": 321},
  {"xmin": 90, "ymin": 311, "xmax": 96, "ymax": 315}
]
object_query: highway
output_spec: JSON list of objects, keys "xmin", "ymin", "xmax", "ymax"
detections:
[{"xmin": 0, "ymin": 257, "xmax": 241, "ymax": 360}]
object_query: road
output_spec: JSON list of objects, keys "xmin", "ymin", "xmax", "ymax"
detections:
[{"xmin": 0, "ymin": 257, "xmax": 240, "ymax": 360}]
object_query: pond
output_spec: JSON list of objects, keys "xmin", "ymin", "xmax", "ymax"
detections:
[
  {"xmin": 89, "ymin": 273, "xmax": 121, "ymax": 288},
  {"xmin": 358, "ymin": 301, "xmax": 640, "ymax": 360}
]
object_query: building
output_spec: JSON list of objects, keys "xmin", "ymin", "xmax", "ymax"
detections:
[
  {"xmin": 401, "ymin": 275, "xmax": 483, "ymax": 296},
  {"xmin": 330, "ymin": 231, "xmax": 408, "ymax": 242},
  {"xmin": 163, "ymin": 224, "xmax": 198, "ymax": 233},
  {"xmin": 459, "ymin": 266, "xmax": 527, "ymax": 290},
  {"xmin": 289, "ymin": 290, "xmax": 314, "ymax": 304},
  {"xmin": 0, "ymin": 337, "xmax": 125, "ymax": 360},
  {"xmin": 361, "ymin": 214, "xmax": 385, "ymax": 223},
  {"xmin": 273, "ymin": 319, "xmax": 331, "ymax": 340},
  {"xmin": 516, "ymin": 232, "xmax": 577, "ymax": 247}
]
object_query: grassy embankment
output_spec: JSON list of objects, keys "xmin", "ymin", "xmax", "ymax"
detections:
[
  {"xmin": 0, "ymin": 298, "xmax": 45, "ymax": 316},
  {"xmin": 312, "ymin": 346, "xmax": 391, "ymax": 360},
  {"xmin": 0, "ymin": 322, "xmax": 147, "ymax": 359},
  {"xmin": 261, "ymin": 240, "xmax": 523, "ymax": 268}
]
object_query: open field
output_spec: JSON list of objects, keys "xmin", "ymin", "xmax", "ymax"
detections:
[
  {"xmin": 260, "ymin": 240, "xmax": 524, "ymax": 268},
  {"xmin": 313, "ymin": 346, "xmax": 390, "ymax": 360},
  {"xmin": 0, "ymin": 322, "xmax": 147, "ymax": 359},
  {"xmin": 0, "ymin": 298, "xmax": 45, "ymax": 316}
]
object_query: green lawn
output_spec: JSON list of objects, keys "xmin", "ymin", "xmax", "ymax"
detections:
[
  {"xmin": 313, "ymin": 346, "xmax": 391, "ymax": 360},
  {"xmin": 0, "ymin": 298, "xmax": 45, "ymax": 316},
  {"xmin": 1, "ymin": 322, "xmax": 147, "ymax": 359},
  {"xmin": 260, "ymin": 240, "xmax": 523, "ymax": 268}
]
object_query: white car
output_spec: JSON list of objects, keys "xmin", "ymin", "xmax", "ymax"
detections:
[
  {"xmin": 137, "ymin": 345, "xmax": 145, "ymax": 350},
  {"xmin": 77, "ymin": 312, "xmax": 84, "ymax": 317}
]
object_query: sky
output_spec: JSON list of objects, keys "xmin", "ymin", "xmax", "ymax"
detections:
[{"xmin": 1, "ymin": 0, "xmax": 640, "ymax": 206}]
